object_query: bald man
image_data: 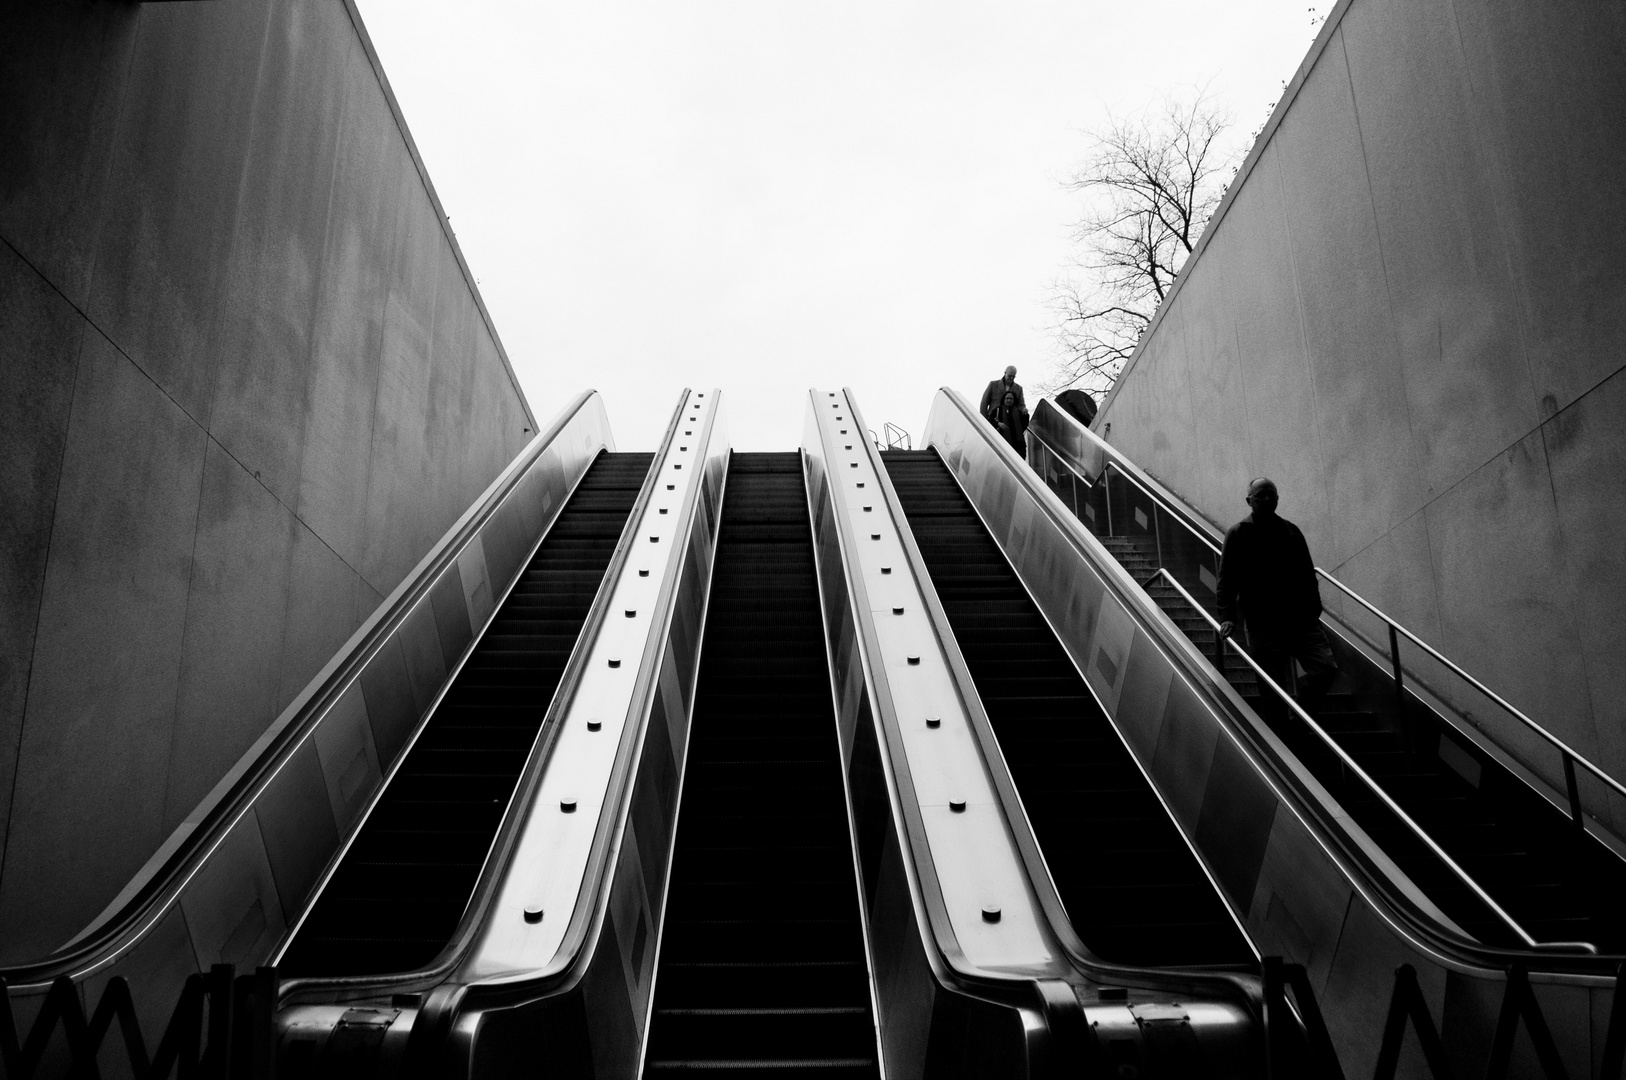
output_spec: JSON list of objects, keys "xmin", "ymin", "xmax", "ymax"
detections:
[
  {"xmin": 1216, "ymin": 478, "xmax": 1338, "ymax": 717},
  {"xmin": 980, "ymin": 365, "xmax": 1026, "ymax": 420}
]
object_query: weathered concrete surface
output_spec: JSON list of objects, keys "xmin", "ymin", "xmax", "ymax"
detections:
[
  {"xmin": 1095, "ymin": 0, "xmax": 1626, "ymax": 794},
  {"xmin": 0, "ymin": 0, "xmax": 536, "ymax": 959}
]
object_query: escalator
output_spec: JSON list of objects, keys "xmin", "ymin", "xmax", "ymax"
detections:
[
  {"xmin": 281, "ymin": 451, "xmax": 655, "ymax": 976},
  {"xmin": 881, "ymin": 450, "xmax": 1253, "ymax": 969},
  {"xmin": 1101, "ymin": 532, "xmax": 1626, "ymax": 950},
  {"xmin": 643, "ymin": 453, "xmax": 880, "ymax": 1078}
]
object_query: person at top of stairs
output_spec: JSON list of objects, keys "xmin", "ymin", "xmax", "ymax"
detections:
[{"xmin": 1215, "ymin": 477, "xmax": 1340, "ymax": 717}]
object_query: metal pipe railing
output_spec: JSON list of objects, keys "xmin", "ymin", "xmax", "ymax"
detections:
[
  {"xmin": 1312, "ymin": 568, "xmax": 1626, "ymax": 829},
  {"xmin": 1148, "ymin": 569, "xmax": 1594, "ymax": 955},
  {"xmin": 1028, "ymin": 404, "xmax": 1626, "ymax": 837}
]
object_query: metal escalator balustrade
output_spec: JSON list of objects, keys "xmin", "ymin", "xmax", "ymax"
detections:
[
  {"xmin": 279, "ymin": 451, "xmax": 655, "ymax": 977},
  {"xmin": 643, "ymin": 453, "xmax": 881, "ymax": 1078},
  {"xmin": 805, "ymin": 389, "xmax": 1268, "ymax": 1079},
  {"xmin": 1, "ymin": 393, "xmax": 613, "ymax": 1037},
  {"xmin": 1025, "ymin": 396, "xmax": 1626, "ymax": 956},
  {"xmin": 881, "ymin": 451, "xmax": 1254, "ymax": 969}
]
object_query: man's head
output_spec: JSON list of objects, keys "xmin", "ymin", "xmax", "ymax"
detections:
[
  {"xmin": 1003, "ymin": 365, "xmax": 1017, "ymax": 384},
  {"xmin": 1246, "ymin": 477, "xmax": 1279, "ymax": 518}
]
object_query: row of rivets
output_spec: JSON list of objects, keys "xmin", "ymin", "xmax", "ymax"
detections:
[
  {"xmin": 525, "ymin": 398, "xmax": 704, "ymax": 927},
  {"xmin": 827, "ymin": 402, "xmax": 1006, "ymax": 936}
]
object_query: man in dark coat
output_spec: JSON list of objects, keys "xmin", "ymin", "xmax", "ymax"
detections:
[
  {"xmin": 1216, "ymin": 477, "xmax": 1339, "ymax": 716},
  {"xmin": 980, "ymin": 365, "xmax": 1026, "ymax": 419}
]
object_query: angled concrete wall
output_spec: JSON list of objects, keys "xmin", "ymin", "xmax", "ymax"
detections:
[
  {"xmin": 1094, "ymin": 0, "xmax": 1626, "ymax": 796},
  {"xmin": 0, "ymin": 0, "xmax": 537, "ymax": 960}
]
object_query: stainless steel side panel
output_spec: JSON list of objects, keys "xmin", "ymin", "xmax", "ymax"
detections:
[
  {"xmin": 7, "ymin": 394, "xmax": 614, "ymax": 1019},
  {"xmin": 808, "ymin": 391, "xmax": 1259, "ymax": 1079},
  {"xmin": 444, "ymin": 391, "xmax": 731, "ymax": 1079}
]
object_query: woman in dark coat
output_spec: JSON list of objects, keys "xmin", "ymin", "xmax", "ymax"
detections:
[{"xmin": 986, "ymin": 390, "xmax": 1027, "ymax": 455}]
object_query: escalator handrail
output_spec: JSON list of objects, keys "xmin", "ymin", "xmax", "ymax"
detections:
[
  {"xmin": 1030, "ymin": 397, "xmax": 1626, "ymax": 830},
  {"xmin": 4, "ymin": 391, "xmax": 612, "ymax": 986},
  {"xmin": 1148, "ymin": 569, "xmax": 1592, "ymax": 955},
  {"xmin": 815, "ymin": 391, "xmax": 1265, "ymax": 1030},
  {"xmin": 845, "ymin": 397, "xmax": 1267, "ymax": 982},
  {"xmin": 815, "ymin": 393, "xmax": 1066, "ymax": 983},
  {"xmin": 423, "ymin": 392, "xmax": 727, "ymax": 1029},
  {"xmin": 458, "ymin": 390, "xmax": 727, "ymax": 992},
  {"xmin": 274, "ymin": 391, "xmax": 696, "ymax": 1002}
]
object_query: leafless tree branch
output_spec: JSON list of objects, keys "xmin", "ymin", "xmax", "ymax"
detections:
[{"xmin": 1042, "ymin": 88, "xmax": 1237, "ymax": 397}]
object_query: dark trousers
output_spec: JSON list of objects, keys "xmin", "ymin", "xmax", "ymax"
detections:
[{"xmin": 1247, "ymin": 621, "xmax": 1339, "ymax": 719}]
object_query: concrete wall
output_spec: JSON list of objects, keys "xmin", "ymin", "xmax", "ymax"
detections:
[
  {"xmin": 1094, "ymin": 0, "xmax": 1626, "ymax": 792},
  {"xmin": 0, "ymin": 0, "xmax": 537, "ymax": 960}
]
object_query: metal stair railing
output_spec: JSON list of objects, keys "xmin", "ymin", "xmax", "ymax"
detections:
[
  {"xmin": 1149, "ymin": 570, "xmax": 1589, "ymax": 954},
  {"xmin": 1027, "ymin": 397, "xmax": 1626, "ymax": 878},
  {"xmin": 1314, "ymin": 569, "xmax": 1626, "ymax": 836}
]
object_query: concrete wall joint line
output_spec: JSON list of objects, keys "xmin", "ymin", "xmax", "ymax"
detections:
[
  {"xmin": 1272, "ymin": 150, "xmax": 1335, "ymax": 532},
  {"xmin": 336, "ymin": 0, "xmax": 536, "ymax": 430},
  {"xmin": 1438, "ymin": 0, "xmax": 1541, "ymax": 403},
  {"xmin": 2, "ymin": 216, "xmax": 396, "ymax": 606},
  {"xmin": 1335, "ymin": 29, "xmax": 1425, "ymax": 484},
  {"xmin": 75, "ymin": 5, "xmax": 146, "ymax": 318},
  {"xmin": 160, "ymin": 413, "xmax": 217, "ymax": 833},
  {"xmin": 0, "ymin": 299, "xmax": 89, "ymax": 900}
]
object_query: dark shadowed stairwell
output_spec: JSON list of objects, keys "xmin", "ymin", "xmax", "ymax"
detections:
[{"xmin": 643, "ymin": 453, "xmax": 880, "ymax": 1078}]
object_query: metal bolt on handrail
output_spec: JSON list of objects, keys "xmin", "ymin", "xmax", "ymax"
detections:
[{"xmin": 1151, "ymin": 569, "xmax": 1596, "ymax": 956}]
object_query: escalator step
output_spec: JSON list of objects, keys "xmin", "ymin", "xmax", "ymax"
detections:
[
  {"xmin": 644, "ymin": 453, "xmax": 879, "ymax": 1077},
  {"xmin": 279, "ymin": 451, "xmax": 653, "ymax": 977},
  {"xmin": 883, "ymin": 450, "xmax": 1253, "ymax": 968}
]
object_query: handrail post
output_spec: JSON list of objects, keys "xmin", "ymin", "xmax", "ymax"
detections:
[
  {"xmin": 1388, "ymin": 623, "xmax": 1405, "ymax": 715},
  {"xmin": 1151, "ymin": 502, "xmax": 1164, "ymax": 571},
  {"xmin": 1103, "ymin": 469, "xmax": 1114, "ymax": 535},
  {"xmin": 1601, "ymin": 963, "xmax": 1626, "ymax": 1080},
  {"xmin": 1262, "ymin": 955, "xmax": 1285, "ymax": 1080},
  {"xmin": 1564, "ymin": 754, "xmax": 1584, "ymax": 831}
]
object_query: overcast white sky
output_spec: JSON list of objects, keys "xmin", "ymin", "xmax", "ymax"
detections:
[{"xmin": 356, "ymin": 2, "xmax": 1321, "ymax": 450}]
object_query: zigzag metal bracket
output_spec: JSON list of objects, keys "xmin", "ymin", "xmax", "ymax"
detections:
[{"xmin": 0, "ymin": 964, "xmax": 274, "ymax": 1080}]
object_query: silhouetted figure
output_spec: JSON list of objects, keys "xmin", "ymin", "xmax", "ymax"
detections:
[
  {"xmin": 987, "ymin": 390, "xmax": 1027, "ymax": 455},
  {"xmin": 1056, "ymin": 388, "xmax": 1097, "ymax": 427},
  {"xmin": 980, "ymin": 365, "xmax": 1027, "ymax": 420},
  {"xmin": 1216, "ymin": 478, "xmax": 1338, "ymax": 717}
]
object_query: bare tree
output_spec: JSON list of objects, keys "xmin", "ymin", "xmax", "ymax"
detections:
[{"xmin": 1044, "ymin": 91, "xmax": 1237, "ymax": 396}]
